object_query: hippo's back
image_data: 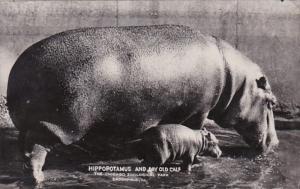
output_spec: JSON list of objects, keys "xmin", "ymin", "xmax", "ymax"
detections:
[{"xmin": 7, "ymin": 25, "xmax": 222, "ymax": 144}]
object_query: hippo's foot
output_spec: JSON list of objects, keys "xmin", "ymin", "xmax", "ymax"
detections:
[{"xmin": 24, "ymin": 144, "xmax": 49, "ymax": 184}]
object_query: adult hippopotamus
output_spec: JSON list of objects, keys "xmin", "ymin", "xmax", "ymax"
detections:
[{"xmin": 6, "ymin": 25, "xmax": 278, "ymax": 183}]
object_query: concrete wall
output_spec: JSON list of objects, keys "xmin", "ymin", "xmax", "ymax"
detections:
[{"xmin": 0, "ymin": 0, "xmax": 299, "ymax": 117}]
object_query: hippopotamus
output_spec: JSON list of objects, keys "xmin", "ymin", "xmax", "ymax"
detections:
[
  {"xmin": 133, "ymin": 124, "xmax": 222, "ymax": 172},
  {"xmin": 6, "ymin": 25, "xmax": 278, "ymax": 183}
]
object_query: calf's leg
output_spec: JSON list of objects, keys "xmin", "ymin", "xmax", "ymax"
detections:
[{"xmin": 181, "ymin": 154, "xmax": 195, "ymax": 173}]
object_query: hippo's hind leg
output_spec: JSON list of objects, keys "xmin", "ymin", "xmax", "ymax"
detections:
[
  {"xmin": 24, "ymin": 143, "xmax": 49, "ymax": 183},
  {"xmin": 21, "ymin": 124, "xmax": 59, "ymax": 183},
  {"xmin": 18, "ymin": 130, "xmax": 26, "ymax": 155}
]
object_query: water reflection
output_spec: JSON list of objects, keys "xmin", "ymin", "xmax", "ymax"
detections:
[{"xmin": 0, "ymin": 123, "xmax": 299, "ymax": 189}]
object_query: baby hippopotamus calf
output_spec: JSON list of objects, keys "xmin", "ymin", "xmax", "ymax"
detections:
[{"xmin": 134, "ymin": 124, "xmax": 222, "ymax": 172}]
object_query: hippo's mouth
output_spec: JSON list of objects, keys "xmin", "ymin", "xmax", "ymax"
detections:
[
  {"xmin": 235, "ymin": 110, "xmax": 279, "ymax": 154},
  {"xmin": 233, "ymin": 122, "xmax": 266, "ymax": 153},
  {"xmin": 241, "ymin": 135, "xmax": 263, "ymax": 151}
]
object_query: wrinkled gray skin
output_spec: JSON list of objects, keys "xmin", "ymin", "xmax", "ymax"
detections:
[
  {"xmin": 6, "ymin": 25, "xmax": 278, "ymax": 183},
  {"xmin": 135, "ymin": 124, "xmax": 222, "ymax": 172}
]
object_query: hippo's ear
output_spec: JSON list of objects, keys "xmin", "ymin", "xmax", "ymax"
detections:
[
  {"xmin": 256, "ymin": 76, "xmax": 277, "ymax": 108},
  {"xmin": 256, "ymin": 76, "xmax": 267, "ymax": 90}
]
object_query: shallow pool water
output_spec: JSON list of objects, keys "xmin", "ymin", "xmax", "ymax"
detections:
[{"xmin": 0, "ymin": 122, "xmax": 299, "ymax": 189}]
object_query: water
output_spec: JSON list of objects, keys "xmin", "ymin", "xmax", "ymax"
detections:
[{"xmin": 0, "ymin": 122, "xmax": 299, "ymax": 189}]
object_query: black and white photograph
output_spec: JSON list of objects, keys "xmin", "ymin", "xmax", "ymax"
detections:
[{"xmin": 0, "ymin": 0, "xmax": 299, "ymax": 188}]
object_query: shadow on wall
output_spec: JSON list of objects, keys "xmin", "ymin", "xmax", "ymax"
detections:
[{"xmin": 0, "ymin": 47, "xmax": 16, "ymax": 95}]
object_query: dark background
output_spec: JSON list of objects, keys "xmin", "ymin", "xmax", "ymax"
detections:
[{"xmin": 0, "ymin": 0, "xmax": 299, "ymax": 118}]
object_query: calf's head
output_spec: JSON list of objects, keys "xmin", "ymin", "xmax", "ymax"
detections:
[{"xmin": 201, "ymin": 130, "xmax": 222, "ymax": 158}]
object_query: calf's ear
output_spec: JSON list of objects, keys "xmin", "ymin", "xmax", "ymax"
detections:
[{"xmin": 256, "ymin": 76, "xmax": 267, "ymax": 90}]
